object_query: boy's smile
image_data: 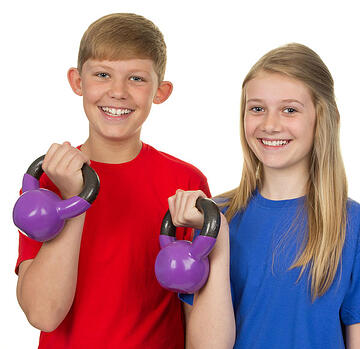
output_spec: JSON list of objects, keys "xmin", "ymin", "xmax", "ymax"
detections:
[
  {"xmin": 99, "ymin": 106, "xmax": 134, "ymax": 120},
  {"xmin": 68, "ymin": 58, "xmax": 172, "ymax": 146}
]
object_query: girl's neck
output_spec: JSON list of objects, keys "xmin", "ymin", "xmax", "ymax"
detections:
[
  {"xmin": 80, "ymin": 135, "xmax": 142, "ymax": 164},
  {"xmin": 260, "ymin": 165, "xmax": 309, "ymax": 201}
]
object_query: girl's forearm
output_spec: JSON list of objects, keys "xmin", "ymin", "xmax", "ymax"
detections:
[{"xmin": 186, "ymin": 215, "xmax": 236, "ymax": 349}]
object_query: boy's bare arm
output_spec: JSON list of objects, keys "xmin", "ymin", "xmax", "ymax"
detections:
[
  {"xmin": 17, "ymin": 214, "xmax": 85, "ymax": 332},
  {"xmin": 16, "ymin": 142, "xmax": 90, "ymax": 332}
]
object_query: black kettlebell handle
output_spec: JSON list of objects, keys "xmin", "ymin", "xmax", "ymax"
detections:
[
  {"xmin": 160, "ymin": 197, "xmax": 220, "ymax": 239},
  {"xmin": 26, "ymin": 155, "xmax": 100, "ymax": 204}
]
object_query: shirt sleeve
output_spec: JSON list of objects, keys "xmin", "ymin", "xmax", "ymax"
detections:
[
  {"xmin": 15, "ymin": 233, "xmax": 42, "ymax": 274},
  {"xmin": 340, "ymin": 232, "xmax": 360, "ymax": 325},
  {"xmin": 178, "ymin": 292, "xmax": 194, "ymax": 305}
]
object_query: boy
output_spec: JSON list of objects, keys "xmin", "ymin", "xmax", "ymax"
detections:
[{"xmin": 15, "ymin": 13, "xmax": 210, "ymax": 349}]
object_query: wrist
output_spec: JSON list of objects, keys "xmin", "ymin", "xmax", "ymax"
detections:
[{"xmin": 60, "ymin": 185, "xmax": 84, "ymax": 200}]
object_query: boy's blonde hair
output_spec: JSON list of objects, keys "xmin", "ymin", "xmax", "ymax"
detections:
[
  {"xmin": 77, "ymin": 13, "xmax": 167, "ymax": 82},
  {"xmin": 221, "ymin": 43, "xmax": 347, "ymax": 300}
]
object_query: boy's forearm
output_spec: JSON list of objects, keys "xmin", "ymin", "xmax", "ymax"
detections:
[
  {"xmin": 186, "ymin": 216, "xmax": 236, "ymax": 349},
  {"xmin": 17, "ymin": 213, "xmax": 85, "ymax": 332}
]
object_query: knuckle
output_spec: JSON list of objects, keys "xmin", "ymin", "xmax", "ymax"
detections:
[
  {"xmin": 81, "ymin": 153, "xmax": 90, "ymax": 162},
  {"xmin": 173, "ymin": 218, "xmax": 182, "ymax": 227},
  {"xmin": 194, "ymin": 190, "xmax": 205, "ymax": 198},
  {"xmin": 49, "ymin": 143, "xmax": 60, "ymax": 152},
  {"xmin": 170, "ymin": 214, "xmax": 177, "ymax": 224},
  {"xmin": 42, "ymin": 159, "xmax": 48, "ymax": 169}
]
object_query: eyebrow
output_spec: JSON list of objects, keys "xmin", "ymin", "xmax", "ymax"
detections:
[{"xmin": 246, "ymin": 98, "xmax": 305, "ymax": 107}]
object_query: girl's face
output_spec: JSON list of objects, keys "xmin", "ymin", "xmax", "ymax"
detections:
[{"xmin": 244, "ymin": 71, "xmax": 316, "ymax": 175}]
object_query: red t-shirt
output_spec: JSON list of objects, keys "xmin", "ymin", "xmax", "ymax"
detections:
[{"xmin": 16, "ymin": 143, "xmax": 211, "ymax": 349}]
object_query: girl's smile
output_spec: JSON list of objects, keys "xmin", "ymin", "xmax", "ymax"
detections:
[
  {"xmin": 258, "ymin": 138, "xmax": 292, "ymax": 148},
  {"xmin": 244, "ymin": 72, "xmax": 316, "ymax": 175}
]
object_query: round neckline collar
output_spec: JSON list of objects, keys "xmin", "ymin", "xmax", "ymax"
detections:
[
  {"xmin": 253, "ymin": 189, "xmax": 306, "ymax": 208},
  {"xmin": 80, "ymin": 142, "xmax": 147, "ymax": 167}
]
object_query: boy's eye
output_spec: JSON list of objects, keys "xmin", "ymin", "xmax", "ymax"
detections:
[
  {"xmin": 130, "ymin": 76, "xmax": 144, "ymax": 82},
  {"xmin": 283, "ymin": 107, "xmax": 297, "ymax": 114},
  {"xmin": 250, "ymin": 106, "xmax": 264, "ymax": 112},
  {"xmin": 96, "ymin": 72, "xmax": 110, "ymax": 78}
]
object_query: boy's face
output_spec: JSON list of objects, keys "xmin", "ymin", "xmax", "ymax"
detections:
[{"xmin": 68, "ymin": 58, "xmax": 172, "ymax": 144}]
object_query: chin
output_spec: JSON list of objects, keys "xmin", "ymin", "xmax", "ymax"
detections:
[{"xmin": 261, "ymin": 159, "xmax": 290, "ymax": 170}]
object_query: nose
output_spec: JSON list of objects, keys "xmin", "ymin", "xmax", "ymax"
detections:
[
  {"xmin": 261, "ymin": 109, "xmax": 282, "ymax": 133},
  {"xmin": 108, "ymin": 78, "xmax": 128, "ymax": 99}
]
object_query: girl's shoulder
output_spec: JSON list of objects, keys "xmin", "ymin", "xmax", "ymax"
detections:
[
  {"xmin": 346, "ymin": 198, "xmax": 360, "ymax": 222},
  {"xmin": 347, "ymin": 197, "xmax": 360, "ymax": 209},
  {"xmin": 345, "ymin": 198, "xmax": 360, "ymax": 251}
]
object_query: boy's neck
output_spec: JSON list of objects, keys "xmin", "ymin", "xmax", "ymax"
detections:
[{"xmin": 81, "ymin": 137, "xmax": 143, "ymax": 164}]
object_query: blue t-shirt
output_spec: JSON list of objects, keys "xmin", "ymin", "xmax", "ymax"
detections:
[{"xmin": 181, "ymin": 191, "xmax": 360, "ymax": 348}]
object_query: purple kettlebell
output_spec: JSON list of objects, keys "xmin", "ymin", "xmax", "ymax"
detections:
[
  {"xmin": 155, "ymin": 197, "xmax": 220, "ymax": 294},
  {"xmin": 13, "ymin": 155, "xmax": 100, "ymax": 242}
]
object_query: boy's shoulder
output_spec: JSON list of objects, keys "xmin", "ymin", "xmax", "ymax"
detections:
[{"xmin": 144, "ymin": 143, "xmax": 206, "ymax": 179}]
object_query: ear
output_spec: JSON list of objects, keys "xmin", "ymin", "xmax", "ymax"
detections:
[
  {"xmin": 67, "ymin": 67, "xmax": 83, "ymax": 96},
  {"xmin": 153, "ymin": 81, "xmax": 173, "ymax": 104}
]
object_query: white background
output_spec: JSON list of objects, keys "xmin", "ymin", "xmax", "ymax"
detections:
[{"xmin": 1, "ymin": 0, "xmax": 360, "ymax": 347}]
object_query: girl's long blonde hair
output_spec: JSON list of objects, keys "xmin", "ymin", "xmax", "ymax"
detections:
[{"xmin": 222, "ymin": 43, "xmax": 347, "ymax": 300}]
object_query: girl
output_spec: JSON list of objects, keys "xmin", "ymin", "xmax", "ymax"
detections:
[{"xmin": 169, "ymin": 43, "xmax": 360, "ymax": 348}]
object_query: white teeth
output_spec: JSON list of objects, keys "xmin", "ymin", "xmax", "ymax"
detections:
[
  {"xmin": 101, "ymin": 107, "xmax": 133, "ymax": 116},
  {"xmin": 261, "ymin": 139, "xmax": 289, "ymax": 146}
]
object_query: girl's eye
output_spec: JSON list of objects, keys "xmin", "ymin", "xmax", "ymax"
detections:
[
  {"xmin": 96, "ymin": 72, "xmax": 110, "ymax": 78},
  {"xmin": 283, "ymin": 107, "xmax": 297, "ymax": 114},
  {"xmin": 130, "ymin": 76, "xmax": 144, "ymax": 82},
  {"xmin": 250, "ymin": 106, "xmax": 264, "ymax": 112}
]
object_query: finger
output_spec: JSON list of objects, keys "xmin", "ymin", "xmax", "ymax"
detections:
[
  {"xmin": 182, "ymin": 190, "xmax": 206, "ymax": 213},
  {"xmin": 168, "ymin": 195, "xmax": 176, "ymax": 223},
  {"xmin": 56, "ymin": 148, "xmax": 79, "ymax": 173},
  {"xmin": 183, "ymin": 192, "xmax": 198, "ymax": 218},
  {"xmin": 46, "ymin": 143, "xmax": 75, "ymax": 174},
  {"xmin": 66, "ymin": 150, "xmax": 88, "ymax": 173},
  {"xmin": 195, "ymin": 190, "xmax": 207, "ymax": 199},
  {"xmin": 189, "ymin": 190, "xmax": 207, "ymax": 212},
  {"xmin": 183, "ymin": 191, "xmax": 206, "ymax": 229},
  {"xmin": 173, "ymin": 190, "xmax": 186, "ymax": 225},
  {"xmin": 42, "ymin": 143, "xmax": 61, "ymax": 169}
]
